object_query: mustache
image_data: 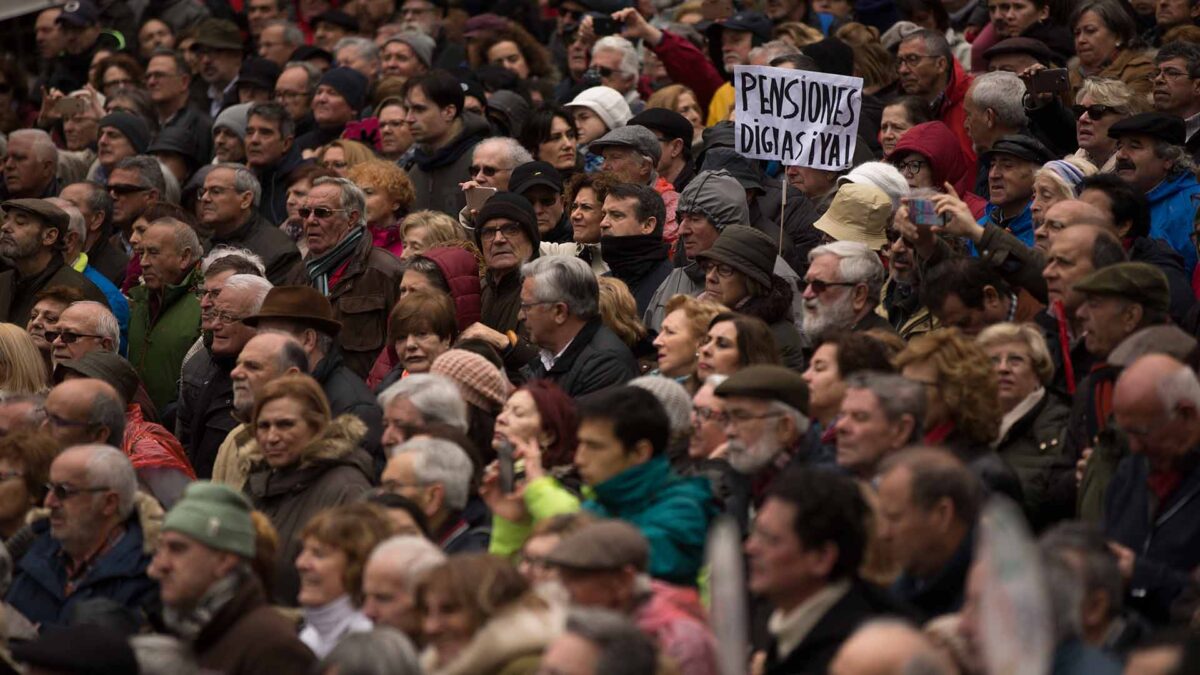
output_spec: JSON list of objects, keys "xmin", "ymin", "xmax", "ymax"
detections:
[{"xmin": 1116, "ymin": 160, "xmax": 1137, "ymax": 172}]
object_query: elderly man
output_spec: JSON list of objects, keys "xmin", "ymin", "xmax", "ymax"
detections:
[
  {"xmin": 834, "ymin": 373, "xmax": 925, "ymax": 482},
  {"xmin": 519, "ymin": 256, "xmax": 638, "ymax": 396},
  {"xmin": 151, "ymin": 482, "xmax": 317, "ymax": 672},
  {"xmin": 383, "ymin": 437, "xmax": 487, "ymax": 553},
  {"xmin": 588, "ymin": 125, "xmax": 679, "ymax": 247},
  {"xmin": 456, "ymin": 139, "xmax": 533, "ymax": 231},
  {"xmin": 802, "ymin": 241, "xmax": 890, "ymax": 343},
  {"xmin": 274, "ymin": 63, "xmax": 318, "ymax": 136},
  {"xmin": 107, "ymin": 156, "xmax": 165, "ymax": 242},
  {"xmin": 592, "ymin": 36, "xmax": 643, "ymax": 112},
  {"xmin": 6, "ymin": 444, "xmax": 156, "ymax": 627},
  {"xmin": 0, "ymin": 396, "xmax": 45, "ymax": 437},
  {"xmin": 746, "ymin": 466, "xmax": 900, "ymax": 674},
  {"xmin": 285, "ymin": 177, "xmax": 403, "ymax": 378},
  {"xmin": 1151, "ymin": 43, "xmax": 1200, "ymax": 162},
  {"xmin": 377, "ymin": 374, "xmax": 469, "ymax": 451},
  {"xmin": 243, "ymin": 286, "xmax": 385, "ymax": 464},
  {"xmin": 128, "ymin": 218, "xmax": 203, "ymax": 410},
  {"xmin": 978, "ymin": 134, "xmax": 1054, "ymax": 246},
  {"xmin": 191, "ymin": 19, "xmax": 245, "ymax": 117},
  {"xmin": 41, "ymin": 379, "xmax": 127, "ymax": 449},
  {"xmin": 510, "ymin": 161, "xmax": 570, "ymax": 244},
  {"xmin": 51, "ymin": 300, "xmax": 158, "ymax": 413},
  {"xmin": 1108, "ymin": 113, "xmax": 1200, "ymax": 275},
  {"xmin": 598, "ymin": 183, "xmax": 673, "ymax": 315},
  {"xmin": 963, "ymin": 72, "xmax": 1029, "ymax": 199},
  {"xmin": 146, "ymin": 48, "xmax": 213, "ymax": 157},
  {"xmin": 334, "ymin": 37, "xmax": 381, "ymax": 82},
  {"xmin": 362, "ymin": 535, "xmax": 446, "ymax": 635},
  {"xmin": 294, "ymin": 67, "xmax": 370, "ymax": 153},
  {"xmin": 897, "ymin": 29, "xmax": 975, "ymax": 165},
  {"xmin": 541, "ymin": 609, "xmax": 660, "ymax": 675},
  {"xmin": 245, "ymin": 102, "xmax": 303, "ymax": 225},
  {"xmin": 381, "ymin": 32, "xmax": 433, "ymax": 84},
  {"xmin": 0, "ymin": 198, "xmax": 105, "ymax": 324},
  {"xmin": 473, "ymin": 192, "xmax": 540, "ymax": 340},
  {"xmin": 3, "ymin": 129, "xmax": 59, "ymax": 200},
  {"xmin": 59, "ymin": 181, "xmax": 128, "ymax": 285},
  {"xmin": 201, "ymin": 164, "xmax": 299, "ymax": 284},
  {"xmin": 630, "ymin": 109, "xmax": 695, "ymax": 193},
  {"xmin": 404, "ymin": 71, "xmax": 489, "ymax": 213},
  {"xmin": 258, "ymin": 20, "xmax": 305, "ymax": 67},
  {"xmin": 546, "ymin": 520, "xmax": 719, "ymax": 675}
]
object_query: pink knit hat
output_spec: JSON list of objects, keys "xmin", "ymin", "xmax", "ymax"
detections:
[{"xmin": 431, "ymin": 350, "xmax": 509, "ymax": 412}]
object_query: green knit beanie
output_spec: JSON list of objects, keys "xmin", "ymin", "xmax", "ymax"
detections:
[{"xmin": 162, "ymin": 482, "xmax": 256, "ymax": 558}]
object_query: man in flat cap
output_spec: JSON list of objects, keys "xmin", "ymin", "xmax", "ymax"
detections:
[
  {"xmin": 983, "ymin": 37, "xmax": 1059, "ymax": 74},
  {"xmin": 1108, "ymin": 112, "xmax": 1200, "ymax": 274},
  {"xmin": 588, "ymin": 125, "xmax": 680, "ymax": 251},
  {"xmin": 979, "ymin": 133, "xmax": 1056, "ymax": 247},
  {"xmin": 546, "ymin": 520, "xmax": 720, "ymax": 675},
  {"xmin": 1151, "ymin": 42, "xmax": 1200, "ymax": 164},
  {"xmin": 0, "ymin": 199, "xmax": 105, "ymax": 324}
]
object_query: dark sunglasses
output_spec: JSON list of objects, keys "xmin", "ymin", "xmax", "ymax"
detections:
[
  {"xmin": 470, "ymin": 164, "xmax": 506, "ymax": 177},
  {"xmin": 45, "ymin": 481, "xmax": 110, "ymax": 501},
  {"xmin": 595, "ymin": 66, "xmax": 617, "ymax": 78},
  {"xmin": 806, "ymin": 279, "xmax": 858, "ymax": 295},
  {"xmin": 45, "ymin": 330, "xmax": 103, "ymax": 344},
  {"xmin": 527, "ymin": 195, "xmax": 560, "ymax": 208},
  {"xmin": 107, "ymin": 183, "xmax": 150, "ymax": 196},
  {"xmin": 298, "ymin": 206, "xmax": 346, "ymax": 219},
  {"xmin": 1072, "ymin": 104, "xmax": 1120, "ymax": 120}
]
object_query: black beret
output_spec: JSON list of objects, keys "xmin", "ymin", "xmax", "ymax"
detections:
[
  {"xmin": 1107, "ymin": 112, "xmax": 1187, "ymax": 145},
  {"xmin": 981, "ymin": 134, "xmax": 1057, "ymax": 164},
  {"xmin": 983, "ymin": 37, "xmax": 1058, "ymax": 65},
  {"xmin": 630, "ymin": 108, "xmax": 695, "ymax": 147}
]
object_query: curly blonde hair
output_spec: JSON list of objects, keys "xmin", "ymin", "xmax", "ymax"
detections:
[
  {"xmin": 345, "ymin": 159, "xmax": 416, "ymax": 214},
  {"xmin": 599, "ymin": 277, "xmax": 647, "ymax": 347},
  {"xmin": 664, "ymin": 294, "xmax": 726, "ymax": 343},
  {"xmin": 316, "ymin": 139, "xmax": 376, "ymax": 170},
  {"xmin": 895, "ymin": 328, "xmax": 1000, "ymax": 445}
]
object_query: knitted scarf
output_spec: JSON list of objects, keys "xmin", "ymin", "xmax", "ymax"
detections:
[
  {"xmin": 305, "ymin": 226, "xmax": 365, "ymax": 296},
  {"xmin": 163, "ymin": 568, "xmax": 244, "ymax": 642}
]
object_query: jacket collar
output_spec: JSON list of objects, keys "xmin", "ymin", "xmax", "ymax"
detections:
[
  {"xmin": 542, "ymin": 317, "xmax": 603, "ymax": 376},
  {"xmin": 591, "ymin": 455, "xmax": 671, "ymax": 513}
]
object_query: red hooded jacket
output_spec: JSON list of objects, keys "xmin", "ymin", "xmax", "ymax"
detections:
[
  {"xmin": 889, "ymin": 121, "xmax": 987, "ymax": 219},
  {"xmin": 936, "ymin": 59, "xmax": 977, "ymax": 171}
]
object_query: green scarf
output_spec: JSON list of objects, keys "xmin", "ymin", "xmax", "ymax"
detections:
[{"xmin": 305, "ymin": 226, "xmax": 366, "ymax": 295}]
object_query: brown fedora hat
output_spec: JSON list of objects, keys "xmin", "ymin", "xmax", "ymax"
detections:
[{"xmin": 242, "ymin": 286, "xmax": 342, "ymax": 336}]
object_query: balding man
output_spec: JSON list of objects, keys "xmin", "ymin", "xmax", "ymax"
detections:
[
  {"xmin": 128, "ymin": 218, "xmax": 203, "ymax": 410},
  {"xmin": 361, "ymin": 535, "xmax": 446, "ymax": 635},
  {"xmin": 6, "ymin": 444, "xmax": 157, "ymax": 627},
  {"xmin": 1034, "ymin": 199, "xmax": 1112, "ymax": 253},
  {"xmin": 3, "ymin": 129, "xmax": 59, "ymax": 200},
  {"xmin": 51, "ymin": 301, "xmax": 159, "ymax": 420},
  {"xmin": 200, "ymin": 164, "xmax": 300, "ymax": 285},
  {"xmin": 41, "ymin": 379, "xmax": 126, "ymax": 448},
  {"xmin": 1103, "ymin": 355, "xmax": 1200, "ymax": 623},
  {"xmin": 830, "ymin": 620, "xmax": 953, "ymax": 675}
]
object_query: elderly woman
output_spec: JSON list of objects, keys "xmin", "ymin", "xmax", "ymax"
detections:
[
  {"xmin": 417, "ymin": 553, "xmax": 560, "ymax": 673},
  {"xmin": 1030, "ymin": 157, "xmax": 1099, "ymax": 239},
  {"xmin": 696, "ymin": 227, "xmax": 804, "ymax": 369},
  {"xmin": 1072, "ymin": 77, "xmax": 1148, "ymax": 172},
  {"xmin": 371, "ymin": 290, "xmax": 457, "ymax": 393},
  {"xmin": 26, "ymin": 287, "xmax": 85, "ymax": 376},
  {"xmin": 977, "ymin": 323, "xmax": 1073, "ymax": 530},
  {"xmin": 243, "ymin": 375, "xmax": 374, "ymax": 606},
  {"xmin": 652, "ymin": 295, "xmax": 725, "ymax": 386},
  {"xmin": 345, "ymin": 160, "xmax": 416, "ymax": 258},
  {"xmin": 399, "ymin": 211, "xmax": 465, "ymax": 259},
  {"xmin": 1069, "ymin": 0, "xmax": 1154, "ymax": 97},
  {"xmin": 296, "ymin": 503, "xmax": 394, "ymax": 658},
  {"xmin": 316, "ymin": 140, "xmax": 375, "ymax": 176},
  {"xmin": 878, "ymin": 96, "xmax": 932, "ymax": 158},
  {"xmin": 696, "ymin": 313, "xmax": 781, "ymax": 381}
]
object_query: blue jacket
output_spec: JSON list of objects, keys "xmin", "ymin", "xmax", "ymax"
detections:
[
  {"xmin": 82, "ymin": 263, "xmax": 130, "ymax": 356},
  {"xmin": 584, "ymin": 455, "xmax": 716, "ymax": 586},
  {"xmin": 7, "ymin": 517, "xmax": 158, "ymax": 628},
  {"xmin": 976, "ymin": 201, "xmax": 1035, "ymax": 249},
  {"xmin": 1146, "ymin": 171, "xmax": 1200, "ymax": 275}
]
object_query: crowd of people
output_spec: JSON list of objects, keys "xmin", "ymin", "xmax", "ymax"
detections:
[{"xmin": 3, "ymin": 0, "xmax": 1200, "ymax": 672}]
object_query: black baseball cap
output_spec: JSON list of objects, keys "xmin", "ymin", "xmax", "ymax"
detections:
[
  {"xmin": 630, "ymin": 108, "xmax": 694, "ymax": 148},
  {"xmin": 510, "ymin": 161, "xmax": 564, "ymax": 195}
]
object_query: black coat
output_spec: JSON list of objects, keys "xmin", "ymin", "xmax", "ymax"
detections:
[
  {"xmin": 182, "ymin": 358, "xmax": 237, "ymax": 480},
  {"xmin": 892, "ymin": 528, "xmax": 974, "ymax": 622},
  {"xmin": 86, "ymin": 232, "xmax": 130, "ymax": 287},
  {"xmin": 211, "ymin": 212, "xmax": 301, "ymax": 286},
  {"xmin": 995, "ymin": 391, "xmax": 1074, "ymax": 531},
  {"xmin": 1129, "ymin": 236, "xmax": 1194, "ymax": 324},
  {"xmin": 521, "ymin": 317, "xmax": 639, "ymax": 398},
  {"xmin": 313, "ymin": 350, "xmax": 385, "ymax": 474}
]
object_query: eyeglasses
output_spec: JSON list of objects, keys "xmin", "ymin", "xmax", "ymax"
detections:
[
  {"xmin": 1150, "ymin": 67, "xmax": 1191, "ymax": 81},
  {"xmin": 895, "ymin": 159, "xmax": 927, "ymax": 177},
  {"xmin": 692, "ymin": 406, "xmax": 728, "ymax": 424},
  {"xmin": 896, "ymin": 54, "xmax": 937, "ymax": 69},
  {"xmin": 596, "ymin": 66, "xmax": 617, "ymax": 78},
  {"xmin": 274, "ymin": 90, "xmax": 309, "ymax": 101},
  {"xmin": 45, "ymin": 481, "xmax": 110, "ymax": 501},
  {"xmin": 196, "ymin": 287, "xmax": 221, "ymax": 301},
  {"xmin": 806, "ymin": 279, "xmax": 857, "ymax": 294},
  {"xmin": 480, "ymin": 222, "xmax": 524, "ymax": 242},
  {"xmin": 470, "ymin": 164, "xmax": 510, "ymax": 178},
  {"xmin": 198, "ymin": 185, "xmax": 239, "ymax": 198},
  {"xmin": 210, "ymin": 311, "xmax": 245, "ymax": 326},
  {"xmin": 108, "ymin": 183, "xmax": 149, "ymax": 196},
  {"xmin": 526, "ymin": 195, "xmax": 560, "ymax": 208},
  {"xmin": 1072, "ymin": 104, "xmax": 1121, "ymax": 120},
  {"xmin": 699, "ymin": 261, "xmax": 736, "ymax": 278},
  {"xmin": 45, "ymin": 330, "xmax": 103, "ymax": 344},
  {"xmin": 298, "ymin": 206, "xmax": 347, "ymax": 220}
]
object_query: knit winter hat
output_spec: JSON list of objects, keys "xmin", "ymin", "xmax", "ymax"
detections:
[
  {"xmin": 99, "ymin": 111, "xmax": 151, "ymax": 154},
  {"xmin": 162, "ymin": 482, "xmax": 256, "ymax": 558},
  {"xmin": 630, "ymin": 375, "xmax": 692, "ymax": 437},
  {"xmin": 696, "ymin": 226, "xmax": 777, "ymax": 289},
  {"xmin": 432, "ymin": 349, "xmax": 509, "ymax": 412},
  {"xmin": 473, "ymin": 192, "xmax": 540, "ymax": 250},
  {"xmin": 386, "ymin": 31, "xmax": 436, "ymax": 68},
  {"xmin": 839, "ymin": 162, "xmax": 910, "ymax": 212},
  {"xmin": 318, "ymin": 66, "xmax": 370, "ymax": 113},
  {"xmin": 212, "ymin": 102, "xmax": 254, "ymax": 141},
  {"xmin": 565, "ymin": 86, "xmax": 632, "ymax": 132}
]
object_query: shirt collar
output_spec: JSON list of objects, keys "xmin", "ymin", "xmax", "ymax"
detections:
[{"xmin": 768, "ymin": 580, "xmax": 851, "ymax": 659}]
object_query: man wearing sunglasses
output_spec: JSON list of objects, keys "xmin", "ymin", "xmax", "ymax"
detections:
[
  {"xmin": 510, "ymin": 161, "xmax": 571, "ymax": 245},
  {"xmin": 106, "ymin": 156, "xmax": 164, "ymax": 244}
]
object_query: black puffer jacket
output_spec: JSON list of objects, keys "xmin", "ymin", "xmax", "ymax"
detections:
[{"xmin": 994, "ymin": 390, "xmax": 1073, "ymax": 532}]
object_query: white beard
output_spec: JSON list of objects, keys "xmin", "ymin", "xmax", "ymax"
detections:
[
  {"xmin": 726, "ymin": 436, "xmax": 783, "ymax": 475},
  {"xmin": 803, "ymin": 298, "xmax": 859, "ymax": 342}
]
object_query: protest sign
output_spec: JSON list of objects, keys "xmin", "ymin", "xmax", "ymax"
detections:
[{"xmin": 732, "ymin": 65, "xmax": 864, "ymax": 170}]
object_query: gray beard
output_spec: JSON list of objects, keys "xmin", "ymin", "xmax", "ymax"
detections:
[
  {"xmin": 803, "ymin": 298, "xmax": 859, "ymax": 343},
  {"xmin": 726, "ymin": 437, "xmax": 783, "ymax": 475}
]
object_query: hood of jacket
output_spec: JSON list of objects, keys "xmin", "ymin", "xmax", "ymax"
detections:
[
  {"xmin": 1147, "ymin": 171, "xmax": 1198, "ymax": 206},
  {"xmin": 938, "ymin": 59, "xmax": 972, "ymax": 117},
  {"xmin": 413, "ymin": 113, "xmax": 491, "ymax": 171},
  {"xmin": 422, "ymin": 598, "xmax": 564, "ymax": 675},
  {"xmin": 889, "ymin": 121, "xmax": 974, "ymax": 199},
  {"xmin": 423, "ymin": 245, "xmax": 483, "ymax": 330},
  {"xmin": 677, "ymin": 169, "xmax": 750, "ymax": 230}
]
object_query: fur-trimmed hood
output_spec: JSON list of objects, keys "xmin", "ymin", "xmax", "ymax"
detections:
[
  {"xmin": 246, "ymin": 414, "xmax": 367, "ymax": 471},
  {"xmin": 422, "ymin": 598, "xmax": 564, "ymax": 675}
]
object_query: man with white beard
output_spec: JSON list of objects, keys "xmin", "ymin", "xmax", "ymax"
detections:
[
  {"xmin": 801, "ymin": 241, "xmax": 891, "ymax": 343},
  {"xmin": 713, "ymin": 365, "xmax": 814, "ymax": 524}
]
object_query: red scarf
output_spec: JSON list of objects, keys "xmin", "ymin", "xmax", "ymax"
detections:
[{"xmin": 1052, "ymin": 300, "xmax": 1076, "ymax": 394}]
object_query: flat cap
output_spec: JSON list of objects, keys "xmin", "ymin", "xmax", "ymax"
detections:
[
  {"xmin": 1072, "ymin": 262, "xmax": 1170, "ymax": 314},
  {"xmin": 1107, "ymin": 112, "xmax": 1186, "ymax": 145},
  {"xmin": 630, "ymin": 108, "xmax": 694, "ymax": 147},
  {"xmin": 983, "ymin": 37, "xmax": 1058, "ymax": 65},
  {"xmin": 714, "ymin": 364, "xmax": 810, "ymax": 414},
  {"xmin": 981, "ymin": 134, "xmax": 1057, "ymax": 164},
  {"xmin": 588, "ymin": 125, "xmax": 662, "ymax": 164},
  {"xmin": 544, "ymin": 520, "xmax": 649, "ymax": 572},
  {"xmin": 2, "ymin": 198, "xmax": 69, "ymax": 234}
]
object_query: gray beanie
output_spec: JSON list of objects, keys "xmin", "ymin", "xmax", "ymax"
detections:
[
  {"xmin": 630, "ymin": 375, "xmax": 693, "ymax": 438},
  {"xmin": 676, "ymin": 169, "xmax": 750, "ymax": 232},
  {"xmin": 386, "ymin": 31, "xmax": 435, "ymax": 68},
  {"xmin": 212, "ymin": 102, "xmax": 254, "ymax": 141}
]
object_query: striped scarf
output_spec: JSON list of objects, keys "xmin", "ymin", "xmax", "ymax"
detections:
[{"xmin": 305, "ymin": 226, "xmax": 365, "ymax": 296}]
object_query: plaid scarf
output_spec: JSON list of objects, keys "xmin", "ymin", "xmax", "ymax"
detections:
[
  {"xmin": 305, "ymin": 226, "xmax": 365, "ymax": 296},
  {"xmin": 163, "ymin": 567, "xmax": 245, "ymax": 642}
]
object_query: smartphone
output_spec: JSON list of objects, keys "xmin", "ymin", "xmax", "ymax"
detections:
[
  {"xmin": 54, "ymin": 97, "xmax": 86, "ymax": 117},
  {"xmin": 907, "ymin": 189, "xmax": 944, "ymax": 228},
  {"xmin": 591, "ymin": 15, "xmax": 619, "ymax": 37},
  {"xmin": 1027, "ymin": 68, "xmax": 1069, "ymax": 95},
  {"xmin": 497, "ymin": 440, "xmax": 516, "ymax": 494},
  {"xmin": 466, "ymin": 186, "xmax": 497, "ymax": 213}
]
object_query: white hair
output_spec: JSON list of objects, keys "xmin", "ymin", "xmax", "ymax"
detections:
[
  {"xmin": 809, "ymin": 240, "xmax": 886, "ymax": 299},
  {"xmin": 476, "ymin": 137, "xmax": 533, "ymax": 169},
  {"xmin": 377, "ymin": 374, "xmax": 468, "ymax": 434},
  {"xmin": 368, "ymin": 535, "xmax": 446, "ymax": 591},
  {"xmin": 9, "ymin": 128, "xmax": 58, "ymax": 165},
  {"xmin": 394, "ymin": 438, "xmax": 473, "ymax": 510},
  {"xmin": 220, "ymin": 274, "xmax": 273, "ymax": 313},
  {"xmin": 969, "ymin": 71, "xmax": 1028, "ymax": 129},
  {"xmin": 67, "ymin": 301, "xmax": 120, "ymax": 351},
  {"xmin": 593, "ymin": 36, "xmax": 640, "ymax": 78},
  {"xmin": 75, "ymin": 444, "xmax": 138, "ymax": 520},
  {"xmin": 213, "ymin": 162, "xmax": 263, "ymax": 208},
  {"xmin": 201, "ymin": 244, "xmax": 267, "ymax": 276},
  {"xmin": 1158, "ymin": 365, "xmax": 1200, "ymax": 417},
  {"xmin": 335, "ymin": 36, "xmax": 381, "ymax": 65},
  {"xmin": 521, "ymin": 255, "xmax": 599, "ymax": 319}
]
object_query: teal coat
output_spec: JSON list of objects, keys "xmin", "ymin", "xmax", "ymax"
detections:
[
  {"xmin": 584, "ymin": 455, "xmax": 716, "ymax": 586},
  {"xmin": 127, "ymin": 266, "xmax": 202, "ymax": 410}
]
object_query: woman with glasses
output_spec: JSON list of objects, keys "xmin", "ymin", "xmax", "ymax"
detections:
[
  {"xmin": 91, "ymin": 54, "xmax": 144, "ymax": 99},
  {"xmin": 315, "ymin": 140, "xmax": 375, "ymax": 177},
  {"xmin": 344, "ymin": 160, "xmax": 415, "ymax": 258},
  {"xmin": 1072, "ymin": 77, "xmax": 1148, "ymax": 172},
  {"xmin": 243, "ymin": 374, "xmax": 374, "ymax": 606},
  {"xmin": 888, "ymin": 120, "xmax": 987, "ymax": 219},
  {"xmin": 1069, "ymin": 0, "xmax": 1155, "ymax": 97}
]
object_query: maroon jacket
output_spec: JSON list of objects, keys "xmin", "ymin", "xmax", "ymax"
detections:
[{"xmin": 888, "ymin": 121, "xmax": 987, "ymax": 219}]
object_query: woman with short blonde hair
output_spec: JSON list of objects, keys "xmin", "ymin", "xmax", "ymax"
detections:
[
  {"xmin": 0, "ymin": 324, "xmax": 49, "ymax": 395},
  {"xmin": 399, "ymin": 210, "xmax": 465, "ymax": 259},
  {"xmin": 598, "ymin": 277, "xmax": 648, "ymax": 350},
  {"xmin": 316, "ymin": 139, "xmax": 375, "ymax": 176},
  {"xmin": 1073, "ymin": 77, "xmax": 1150, "ymax": 171}
]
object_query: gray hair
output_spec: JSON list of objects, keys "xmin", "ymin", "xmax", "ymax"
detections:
[
  {"xmin": 70, "ymin": 181, "xmax": 113, "ymax": 224},
  {"xmin": 368, "ymin": 535, "xmax": 446, "ymax": 592},
  {"xmin": 1158, "ymin": 365, "xmax": 1200, "ymax": 417},
  {"xmin": 900, "ymin": 28, "xmax": 953, "ymax": 66},
  {"xmin": 200, "ymin": 244, "xmax": 267, "ymax": 275},
  {"xmin": 394, "ymin": 438, "xmax": 473, "ymax": 510},
  {"xmin": 148, "ymin": 217, "xmax": 202, "ymax": 259},
  {"xmin": 969, "ymin": 71, "xmax": 1027, "ymax": 129},
  {"xmin": 565, "ymin": 607, "xmax": 658, "ymax": 675},
  {"xmin": 265, "ymin": 19, "xmax": 306, "ymax": 48},
  {"xmin": 67, "ymin": 301, "xmax": 120, "ymax": 351},
  {"xmin": 770, "ymin": 400, "xmax": 811, "ymax": 437},
  {"xmin": 749, "ymin": 40, "xmax": 801, "ymax": 66},
  {"xmin": 313, "ymin": 176, "xmax": 367, "ymax": 228},
  {"xmin": 1040, "ymin": 548, "xmax": 1084, "ymax": 641},
  {"xmin": 130, "ymin": 635, "xmax": 199, "ymax": 675},
  {"xmin": 335, "ymin": 36, "xmax": 381, "ymax": 66},
  {"xmin": 213, "ymin": 162, "xmax": 263, "ymax": 208},
  {"xmin": 1040, "ymin": 521, "xmax": 1123, "ymax": 623},
  {"xmin": 283, "ymin": 61, "xmax": 323, "ymax": 94},
  {"xmin": 377, "ymin": 374, "xmax": 468, "ymax": 434},
  {"xmin": 79, "ymin": 444, "xmax": 138, "ymax": 519},
  {"xmin": 593, "ymin": 36, "xmax": 640, "ymax": 78},
  {"xmin": 476, "ymin": 137, "xmax": 533, "ymax": 170},
  {"xmin": 220, "ymin": 274, "xmax": 273, "ymax": 313},
  {"xmin": 47, "ymin": 198, "xmax": 86, "ymax": 243},
  {"xmin": 9, "ymin": 129, "xmax": 58, "ymax": 165},
  {"xmin": 809, "ymin": 240, "xmax": 887, "ymax": 301},
  {"xmin": 114, "ymin": 155, "xmax": 167, "ymax": 196},
  {"xmin": 1154, "ymin": 140, "xmax": 1198, "ymax": 178},
  {"xmin": 521, "ymin": 255, "xmax": 599, "ymax": 319},
  {"xmin": 319, "ymin": 628, "xmax": 421, "ymax": 675},
  {"xmin": 844, "ymin": 371, "xmax": 925, "ymax": 441}
]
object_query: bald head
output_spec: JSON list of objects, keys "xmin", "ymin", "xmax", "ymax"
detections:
[
  {"xmin": 1036, "ymin": 199, "xmax": 1115, "ymax": 254},
  {"xmin": 43, "ymin": 378, "xmax": 125, "ymax": 447},
  {"xmin": 830, "ymin": 620, "xmax": 953, "ymax": 675},
  {"xmin": 1114, "ymin": 355, "xmax": 1200, "ymax": 462}
]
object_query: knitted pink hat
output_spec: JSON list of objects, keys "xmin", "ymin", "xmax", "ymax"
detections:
[{"xmin": 431, "ymin": 350, "xmax": 509, "ymax": 412}]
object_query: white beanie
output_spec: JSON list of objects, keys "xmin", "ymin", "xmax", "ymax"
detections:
[
  {"xmin": 565, "ymin": 86, "xmax": 632, "ymax": 132},
  {"xmin": 839, "ymin": 162, "xmax": 910, "ymax": 212}
]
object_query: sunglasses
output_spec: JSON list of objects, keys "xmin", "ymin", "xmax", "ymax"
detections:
[
  {"xmin": 806, "ymin": 279, "xmax": 857, "ymax": 295},
  {"xmin": 1072, "ymin": 104, "xmax": 1120, "ymax": 120},
  {"xmin": 45, "ymin": 330, "xmax": 103, "ymax": 344},
  {"xmin": 470, "ymin": 164, "xmax": 508, "ymax": 177},
  {"xmin": 298, "ymin": 206, "xmax": 347, "ymax": 219},
  {"xmin": 45, "ymin": 481, "xmax": 110, "ymax": 501},
  {"xmin": 107, "ymin": 183, "xmax": 150, "ymax": 196},
  {"xmin": 595, "ymin": 66, "xmax": 617, "ymax": 78},
  {"xmin": 526, "ymin": 195, "xmax": 560, "ymax": 208}
]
